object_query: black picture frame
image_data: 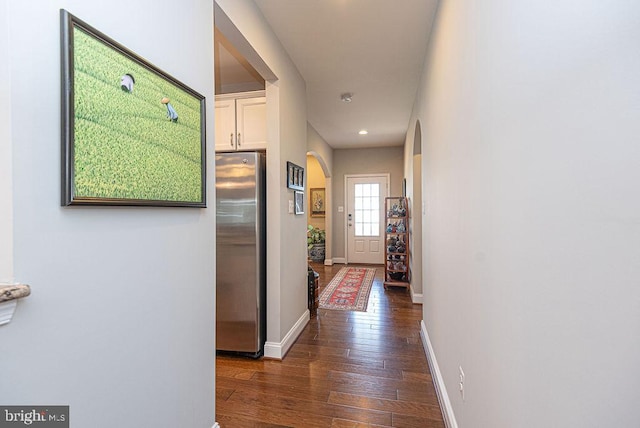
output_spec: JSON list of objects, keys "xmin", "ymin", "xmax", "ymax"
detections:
[
  {"xmin": 294, "ymin": 191, "xmax": 305, "ymax": 215},
  {"xmin": 60, "ymin": 9, "xmax": 206, "ymax": 207},
  {"xmin": 286, "ymin": 161, "xmax": 304, "ymax": 191}
]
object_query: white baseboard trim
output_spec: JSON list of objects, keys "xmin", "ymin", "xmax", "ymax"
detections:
[
  {"xmin": 264, "ymin": 310, "xmax": 310, "ymax": 360},
  {"xmin": 410, "ymin": 290, "xmax": 423, "ymax": 304},
  {"xmin": 420, "ymin": 320, "xmax": 458, "ymax": 428},
  {"xmin": 333, "ymin": 257, "xmax": 346, "ymax": 264},
  {"xmin": 324, "ymin": 259, "xmax": 333, "ymax": 266}
]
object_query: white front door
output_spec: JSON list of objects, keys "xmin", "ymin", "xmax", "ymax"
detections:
[{"xmin": 346, "ymin": 175, "xmax": 389, "ymax": 264}]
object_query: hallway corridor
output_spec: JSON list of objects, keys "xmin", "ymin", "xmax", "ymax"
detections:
[{"xmin": 216, "ymin": 264, "xmax": 444, "ymax": 427}]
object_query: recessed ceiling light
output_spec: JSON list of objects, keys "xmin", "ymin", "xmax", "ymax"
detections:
[{"xmin": 359, "ymin": 130, "xmax": 368, "ymax": 135}]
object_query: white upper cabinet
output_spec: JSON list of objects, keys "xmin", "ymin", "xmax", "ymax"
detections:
[
  {"xmin": 214, "ymin": 98, "xmax": 236, "ymax": 151},
  {"xmin": 215, "ymin": 91, "xmax": 266, "ymax": 151}
]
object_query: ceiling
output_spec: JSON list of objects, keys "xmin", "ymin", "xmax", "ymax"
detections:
[{"xmin": 216, "ymin": 0, "xmax": 439, "ymax": 149}]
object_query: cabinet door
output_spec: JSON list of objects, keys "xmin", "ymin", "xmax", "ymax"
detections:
[
  {"xmin": 215, "ymin": 99, "xmax": 237, "ymax": 151},
  {"xmin": 236, "ymin": 97, "xmax": 267, "ymax": 150}
]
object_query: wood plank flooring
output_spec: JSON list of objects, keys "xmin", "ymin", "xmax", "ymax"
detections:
[{"xmin": 216, "ymin": 263, "xmax": 444, "ymax": 428}]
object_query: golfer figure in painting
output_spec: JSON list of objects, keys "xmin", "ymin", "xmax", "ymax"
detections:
[
  {"xmin": 120, "ymin": 73, "xmax": 135, "ymax": 92},
  {"xmin": 161, "ymin": 97, "xmax": 178, "ymax": 122}
]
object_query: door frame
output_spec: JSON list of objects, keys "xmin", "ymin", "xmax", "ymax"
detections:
[{"xmin": 343, "ymin": 173, "xmax": 390, "ymax": 264}]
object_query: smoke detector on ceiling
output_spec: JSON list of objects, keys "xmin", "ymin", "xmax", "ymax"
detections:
[{"xmin": 340, "ymin": 92, "xmax": 353, "ymax": 103}]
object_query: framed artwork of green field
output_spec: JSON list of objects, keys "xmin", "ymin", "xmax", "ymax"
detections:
[{"xmin": 60, "ymin": 9, "xmax": 206, "ymax": 207}]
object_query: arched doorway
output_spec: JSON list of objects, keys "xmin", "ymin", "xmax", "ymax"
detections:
[{"xmin": 307, "ymin": 151, "xmax": 332, "ymax": 264}]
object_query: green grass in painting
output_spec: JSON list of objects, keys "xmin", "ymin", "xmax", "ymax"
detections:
[{"xmin": 73, "ymin": 27, "xmax": 202, "ymax": 202}]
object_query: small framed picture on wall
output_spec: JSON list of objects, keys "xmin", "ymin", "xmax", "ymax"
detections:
[
  {"xmin": 287, "ymin": 161, "xmax": 304, "ymax": 191},
  {"xmin": 294, "ymin": 191, "xmax": 304, "ymax": 215},
  {"xmin": 310, "ymin": 188, "xmax": 325, "ymax": 217}
]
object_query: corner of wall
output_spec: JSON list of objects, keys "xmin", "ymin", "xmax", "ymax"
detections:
[
  {"xmin": 264, "ymin": 309, "xmax": 309, "ymax": 359},
  {"xmin": 410, "ymin": 289, "xmax": 423, "ymax": 304}
]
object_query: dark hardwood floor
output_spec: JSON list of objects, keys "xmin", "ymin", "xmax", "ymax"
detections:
[{"xmin": 216, "ymin": 263, "xmax": 445, "ymax": 428}]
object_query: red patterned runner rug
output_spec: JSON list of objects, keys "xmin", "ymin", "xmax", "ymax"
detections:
[{"xmin": 318, "ymin": 267, "xmax": 376, "ymax": 311}]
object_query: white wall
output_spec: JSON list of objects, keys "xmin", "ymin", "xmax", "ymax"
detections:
[
  {"xmin": 215, "ymin": 0, "xmax": 309, "ymax": 356},
  {"xmin": 307, "ymin": 122, "xmax": 333, "ymax": 176},
  {"xmin": 410, "ymin": 153, "xmax": 422, "ymax": 299},
  {"xmin": 403, "ymin": 121, "xmax": 424, "ymax": 299},
  {"xmin": 412, "ymin": 0, "xmax": 640, "ymax": 426},
  {"xmin": 0, "ymin": 0, "xmax": 13, "ymax": 283},
  {"xmin": 0, "ymin": 1, "xmax": 216, "ymax": 427}
]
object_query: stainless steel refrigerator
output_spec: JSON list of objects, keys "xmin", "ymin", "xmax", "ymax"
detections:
[{"xmin": 215, "ymin": 152, "xmax": 266, "ymax": 358}]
